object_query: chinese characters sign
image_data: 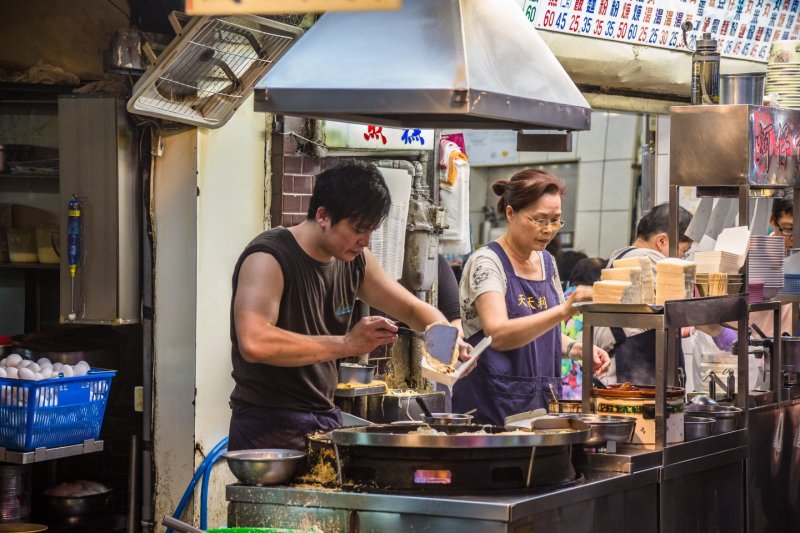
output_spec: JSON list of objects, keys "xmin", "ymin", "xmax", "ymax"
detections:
[
  {"xmin": 522, "ymin": 0, "xmax": 800, "ymax": 62},
  {"xmin": 322, "ymin": 121, "xmax": 433, "ymax": 151},
  {"xmin": 751, "ymin": 107, "xmax": 800, "ymax": 183}
]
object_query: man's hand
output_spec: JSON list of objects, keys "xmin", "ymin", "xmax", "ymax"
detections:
[
  {"xmin": 344, "ymin": 316, "xmax": 399, "ymax": 354},
  {"xmin": 570, "ymin": 341, "xmax": 611, "ymax": 375}
]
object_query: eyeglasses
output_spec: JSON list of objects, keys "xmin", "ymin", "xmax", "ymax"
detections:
[
  {"xmin": 775, "ymin": 222, "xmax": 794, "ymax": 239},
  {"xmin": 516, "ymin": 210, "xmax": 565, "ymax": 230}
]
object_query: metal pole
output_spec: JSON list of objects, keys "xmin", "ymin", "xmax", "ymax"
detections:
[
  {"xmin": 655, "ymin": 326, "xmax": 666, "ymax": 449},
  {"xmin": 127, "ymin": 433, "xmax": 140, "ymax": 533},
  {"xmin": 669, "ymin": 185, "xmax": 679, "ymax": 258}
]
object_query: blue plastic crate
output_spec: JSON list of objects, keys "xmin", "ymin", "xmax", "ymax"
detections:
[
  {"xmin": 784, "ymin": 275, "xmax": 800, "ymax": 294},
  {"xmin": 0, "ymin": 369, "xmax": 116, "ymax": 451}
]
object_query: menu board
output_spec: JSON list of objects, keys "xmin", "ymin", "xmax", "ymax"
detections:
[{"xmin": 522, "ymin": 0, "xmax": 800, "ymax": 62}]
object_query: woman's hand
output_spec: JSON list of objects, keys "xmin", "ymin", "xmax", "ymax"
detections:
[{"xmin": 564, "ymin": 285, "xmax": 593, "ymax": 316}]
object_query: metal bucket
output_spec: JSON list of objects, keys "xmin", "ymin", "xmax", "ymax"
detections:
[
  {"xmin": 720, "ymin": 73, "xmax": 765, "ymax": 105},
  {"xmin": 781, "ymin": 336, "xmax": 800, "ymax": 372},
  {"xmin": 0, "ymin": 465, "xmax": 32, "ymax": 523}
]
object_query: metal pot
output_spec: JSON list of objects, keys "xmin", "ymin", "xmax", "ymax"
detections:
[
  {"xmin": 684, "ymin": 416, "xmax": 715, "ymax": 441},
  {"xmin": 337, "ymin": 363, "xmax": 376, "ymax": 385},
  {"xmin": 39, "ymin": 491, "xmax": 111, "ymax": 517},
  {"xmin": 577, "ymin": 414, "xmax": 636, "ymax": 446},
  {"xmin": 781, "ymin": 336, "xmax": 800, "ymax": 373},
  {"xmin": 684, "ymin": 404, "xmax": 741, "ymax": 434},
  {"xmin": 720, "ymin": 72, "xmax": 765, "ymax": 105},
  {"xmin": 547, "ymin": 399, "xmax": 582, "ymax": 413},
  {"xmin": 223, "ymin": 449, "xmax": 307, "ymax": 486}
]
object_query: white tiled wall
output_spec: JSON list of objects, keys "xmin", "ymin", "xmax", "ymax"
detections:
[{"xmin": 464, "ymin": 110, "xmax": 642, "ymax": 260}]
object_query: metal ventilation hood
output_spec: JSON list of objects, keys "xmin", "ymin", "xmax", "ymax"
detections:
[{"xmin": 254, "ymin": 0, "xmax": 591, "ymax": 131}]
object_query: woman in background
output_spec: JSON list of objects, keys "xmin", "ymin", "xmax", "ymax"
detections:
[
  {"xmin": 453, "ymin": 169, "xmax": 610, "ymax": 425},
  {"xmin": 561, "ymin": 257, "xmax": 605, "ymax": 399}
]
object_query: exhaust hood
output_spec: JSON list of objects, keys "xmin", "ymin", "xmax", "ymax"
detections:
[{"xmin": 254, "ymin": 0, "xmax": 591, "ymax": 131}]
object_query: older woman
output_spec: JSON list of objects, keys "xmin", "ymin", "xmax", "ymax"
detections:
[{"xmin": 453, "ymin": 169, "xmax": 610, "ymax": 426}]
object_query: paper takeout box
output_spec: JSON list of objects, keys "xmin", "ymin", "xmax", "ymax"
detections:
[{"xmin": 421, "ymin": 336, "xmax": 492, "ymax": 387}]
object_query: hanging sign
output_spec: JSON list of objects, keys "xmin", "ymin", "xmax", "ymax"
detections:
[
  {"xmin": 322, "ymin": 121, "xmax": 433, "ymax": 150},
  {"xmin": 185, "ymin": 0, "xmax": 402, "ymax": 15},
  {"xmin": 522, "ymin": 0, "xmax": 800, "ymax": 62}
]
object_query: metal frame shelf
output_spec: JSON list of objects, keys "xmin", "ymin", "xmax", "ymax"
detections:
[
  {"xmin": 580, "ymin": 295, "xmax": 749, "ymax": 449},
  {"xmin": 0, "ymin": 439, "xmax": 104, "ymax": 465}
]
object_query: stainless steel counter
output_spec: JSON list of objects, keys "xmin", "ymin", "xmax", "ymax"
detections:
[{"xmin": 227, "ymin": 468, "xmax": 660, "ymax": 532}]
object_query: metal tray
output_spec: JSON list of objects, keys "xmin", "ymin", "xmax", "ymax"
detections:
[
  {"xmin": 328, "ymin": 421, "xmax": 590, "ymax": 449},
  {"xmin": 574, "ymin": 302, "xmax": 663, "ymax": 313}
]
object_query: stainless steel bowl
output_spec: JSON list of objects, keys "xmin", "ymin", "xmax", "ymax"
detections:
[
  {"xmin": 422, "ymin": 413, "xmax": 474, "ymax": 425},
  {"xmin": 577, "ymin": 414, "xmax": 636, "ymax": 446},
  {"xmin": 338, "ymin": 363, "xmax": 376, "ymax": 385},
  {"xmin": 40, "ymin": 491, "xmax": 112, "ymax": 517},
  {"xmin": 684, "ymin": 404, "xmax": 741, "ymax": 435},
  {"xmin": 684, "ymin": 416, "xmax": 715, "ymax": 441},
  {"xmin": 223, "ymin": 449, "xmax": 307, "ymax": 486}
]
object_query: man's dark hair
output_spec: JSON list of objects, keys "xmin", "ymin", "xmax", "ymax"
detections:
[
  {"xmin": 636, "ymin": 202, "xmax": 693, "ymax": 243},
  {"xmin": 772, "ymin": 192, "xmax": 793, "ymax": 221},
  {"xmin": 307, "ymin": 162, "xmax": 391, "ymax": 230},
  {"xmin": 569, "ymin": 257, "xmax": 605, "ymax": 286},
  {"xmin": 559, "ymin": 250, "xmax": 587, "ymax": 285}
]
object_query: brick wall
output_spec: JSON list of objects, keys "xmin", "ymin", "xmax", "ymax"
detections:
[{"xmin": 272, "ymin": 116, "xmax": 341, "ymax": 227}]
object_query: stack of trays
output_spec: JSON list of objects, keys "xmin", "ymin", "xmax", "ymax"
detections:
[
  {"xmin": 748, "ymin": 236, "xmax": 785, "ymax": 299},
  {"xmin": 766, "ymin": 40, "xmax": 800, "ymax": 109},
  {"xmin": 695, "ymin": 273, "xmax": 743, "ymax": 296}
]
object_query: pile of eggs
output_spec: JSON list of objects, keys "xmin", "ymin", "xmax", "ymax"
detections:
[{"xmin": 0, "ymin": 354, "xmax": 91, "ymax": 381}]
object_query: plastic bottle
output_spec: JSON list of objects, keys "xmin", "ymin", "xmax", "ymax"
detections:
[{"xmin": 691, "ymin": 33, "xmax": 720, "ymax": 105}]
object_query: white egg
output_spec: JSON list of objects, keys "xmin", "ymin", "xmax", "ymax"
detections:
[
  {"xmin": 6, "ymin": 354, "xmax": 22, "ymax": 367},
  {"xmin": 40, "ymin": 368, "xmax": 53, "ymax": 380},
  {"xmin": 18, "ymin": 368, "xmax": 36, "ymax": 380},
  {"xmin": 61, "ymin": 365, "xmax": 74, "ymax": 377},
  {"xmin": 34, "ymin": 372, "xmax": 43, "ymax": 381},
  {"xmin": 0, "ymin": 367, "xmax": 6, "ymax": 378},
  {"xmin": 72, "ymin": 365, "xmax": 88, "ymax": 377},
  {"xmin": 0, "ymin": 358, "xmax": 6, "ymax": 367},
  {"xmin": 75, "ymin": 360, "xmax": 90, "ymax": 370},
  {"xmin": 39, "ymin": 362, "xmax": 53, "ymax": 371},
  {"xmin": 37, "ymin": 357, "xmax": 52, "ymax": 366},
  {"xmin": 17, "ymin": 360, "xmax": 33, "ymax": 369},
  {"xmin": 6, "ymin": 367, "xmax": 18, "ymax": 379},
  {"xmin": 27, "ymin": 363, "xmax": 40, "ymax": 373},
  {"xmin": 52, "ymin": 362, "xmax": 64, "ymax": 371}
]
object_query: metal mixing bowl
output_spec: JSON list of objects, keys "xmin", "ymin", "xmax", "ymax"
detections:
[
  {"xmin": 39, "ymin": 491, "xmax": 112, "ymax": 517},
  {"xmin": 223, "ymin": 449, "xmax": 307, "ymax": 486},
  {"xmin": 577, "ymin": 414, "xmax": 636, "ymax": 446}
]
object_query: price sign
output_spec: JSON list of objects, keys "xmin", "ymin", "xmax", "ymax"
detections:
[{"xmin": 523, "ymin": 0, "xmax": 800, "ymax": 62}]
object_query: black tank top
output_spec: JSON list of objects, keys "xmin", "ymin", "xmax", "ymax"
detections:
[{"xmin": 229, "ymin": 227, "xmax": 366, "ymax": 411}]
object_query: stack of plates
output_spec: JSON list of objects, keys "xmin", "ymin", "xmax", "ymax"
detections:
[
  {"xmin": 748, "ymin": 282, "xmax": 765, "ymax": 304},
  {"xmin": 693, "ymin": 251, "xmax": 743, "ymax": 274},
  {"xmin": 766, "ymin": 40, "xmax": 800, "ymax": 109},
  {"xmin": 749, "ymin": 236, "xmax": 785, "ymax": 297}
]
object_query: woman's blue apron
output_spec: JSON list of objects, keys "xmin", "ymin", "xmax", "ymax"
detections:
[{"xmin": 453, "ymin": 242, "xmax": 562, "ymax": 426}]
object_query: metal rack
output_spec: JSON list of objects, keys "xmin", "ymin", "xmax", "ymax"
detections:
[
  {"xmin": 580, "ymin": 296, "xmax": 749, "ymax": 449},
  {"xmin": 0, "ymin": 439, "xmax": 104, "ymax": 465}
]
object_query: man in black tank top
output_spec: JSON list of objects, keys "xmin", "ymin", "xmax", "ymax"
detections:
[{"xmin": 228, "ymin": 162, "xmax": 468, "ymax": 451}]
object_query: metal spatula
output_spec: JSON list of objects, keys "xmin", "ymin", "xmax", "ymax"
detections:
[{"xmin": 397, "ymin": 323, "xmax": 460, "ymax": 364}]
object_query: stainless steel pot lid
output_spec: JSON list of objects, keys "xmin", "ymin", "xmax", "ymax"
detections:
[{"xmin": 328, "ymin": 420, "xmax": 590, "ymax": 448}]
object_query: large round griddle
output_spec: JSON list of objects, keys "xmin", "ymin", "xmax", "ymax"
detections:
[{"xmin": 328, "ymin": 420, "xmax": 590, "ymax": 449}]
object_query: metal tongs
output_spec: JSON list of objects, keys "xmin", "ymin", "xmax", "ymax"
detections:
[{"xmin": 395, "ymin": 323, "xmax": 460, "ymax": 364}]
